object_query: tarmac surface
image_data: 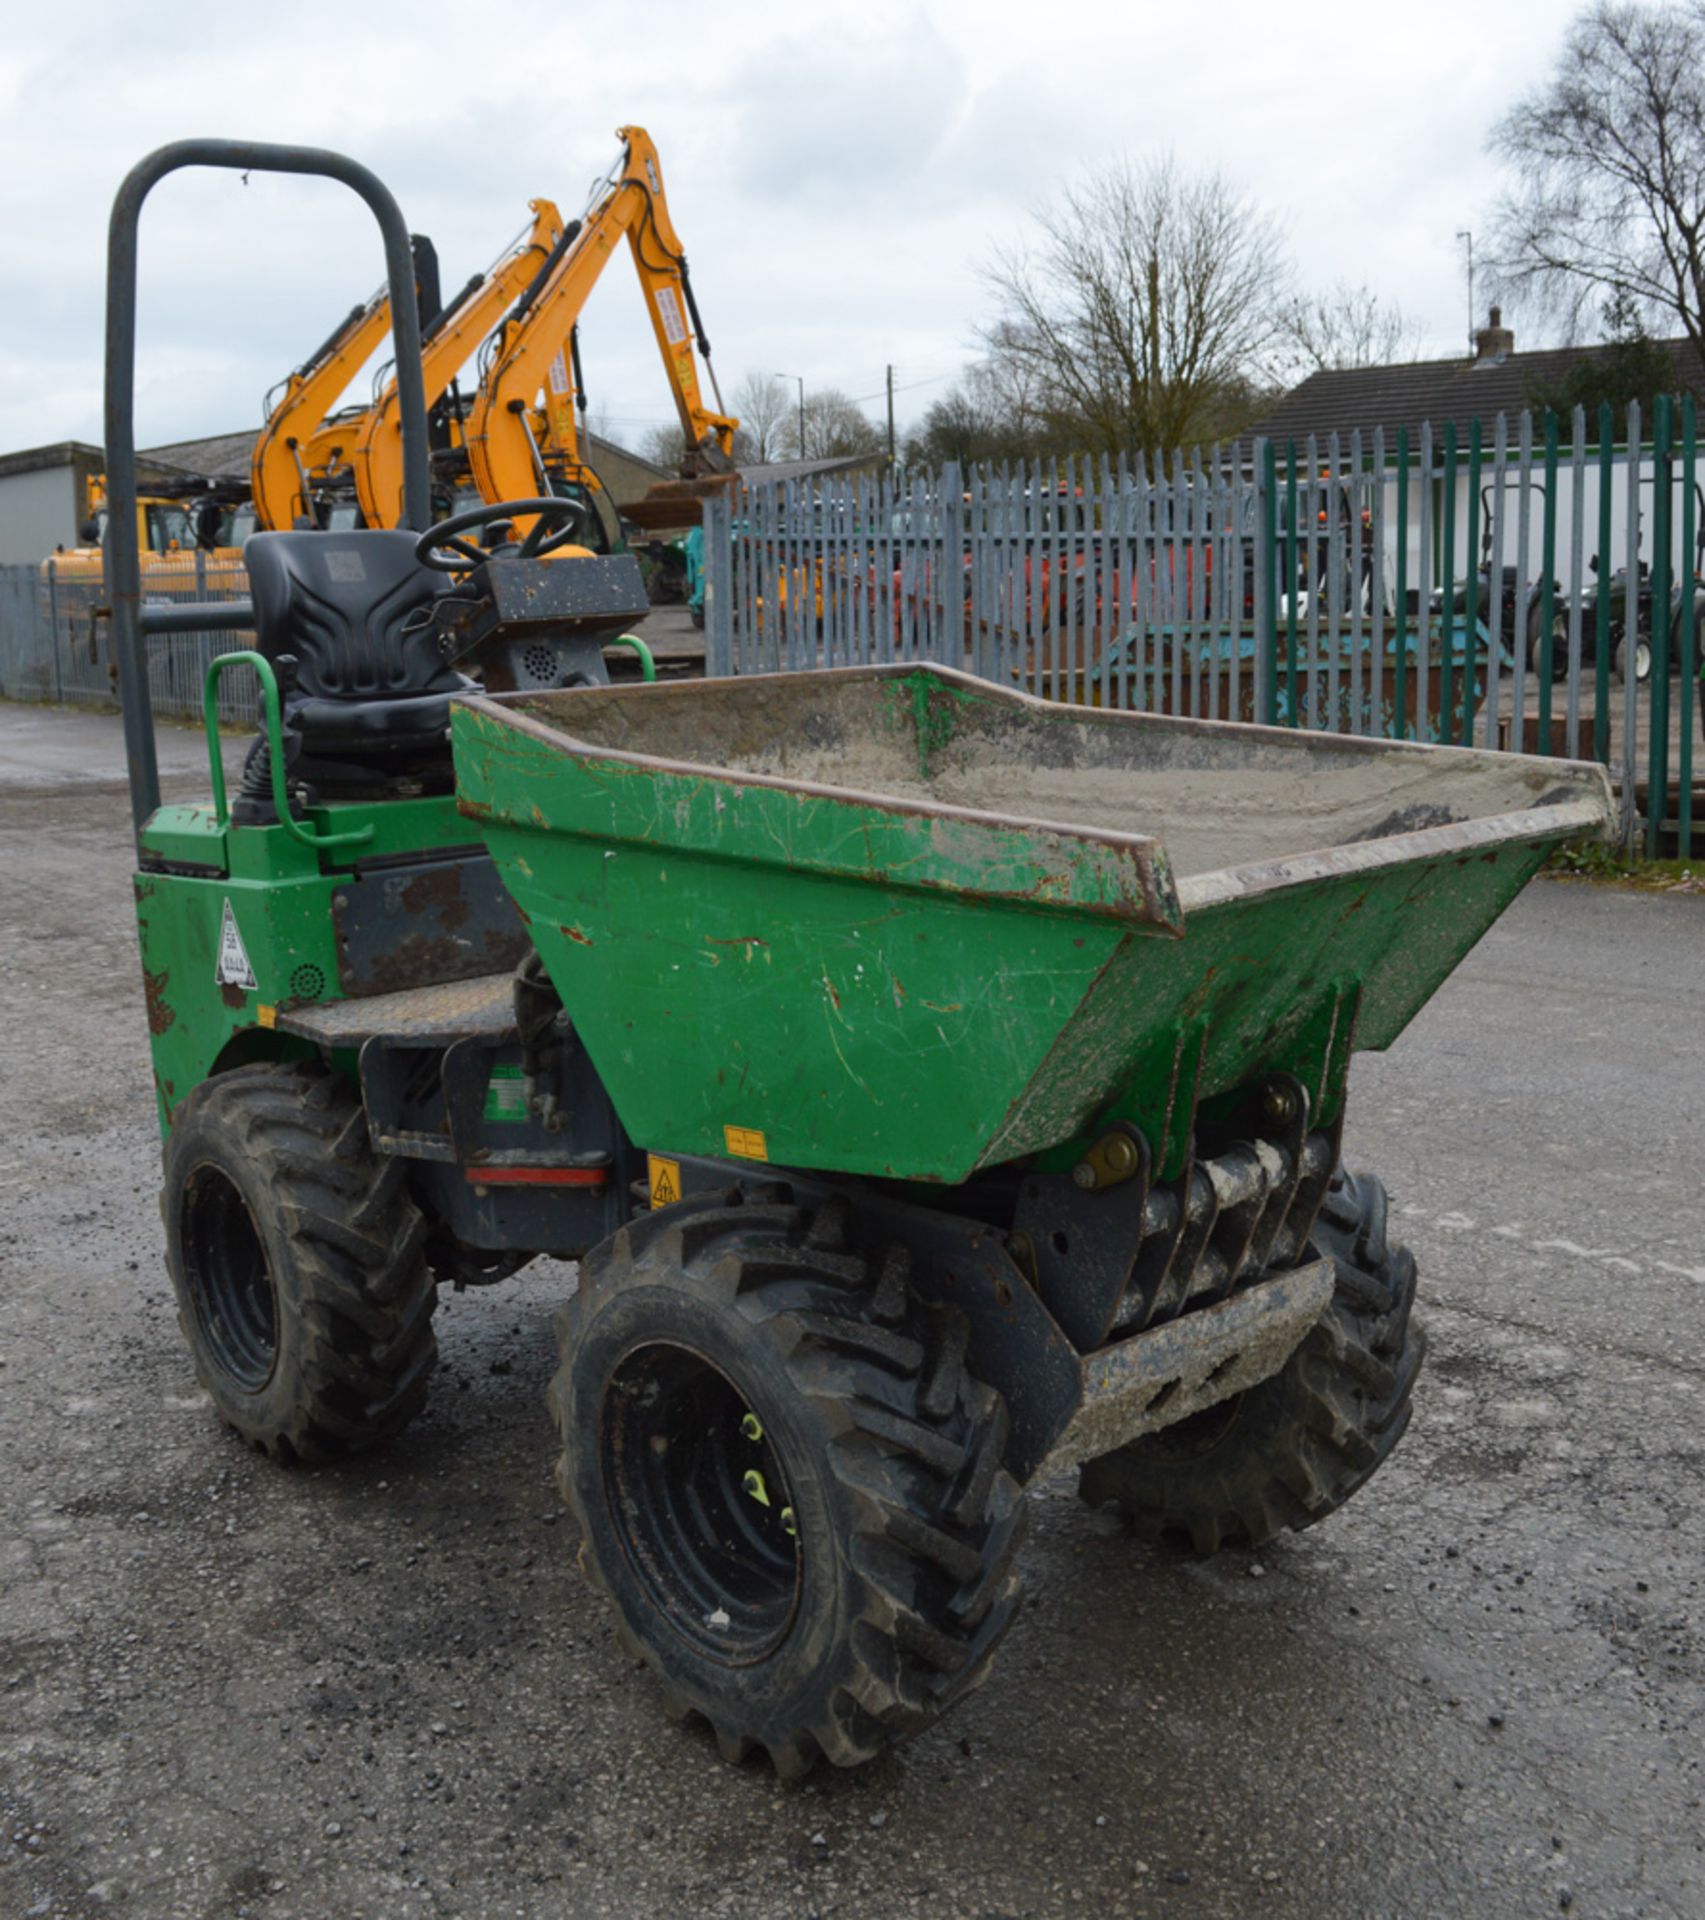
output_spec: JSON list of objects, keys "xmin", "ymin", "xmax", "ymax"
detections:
[{"xmin": 1, "ymin": 698, "xmax": 1702, "ymax": 1920}]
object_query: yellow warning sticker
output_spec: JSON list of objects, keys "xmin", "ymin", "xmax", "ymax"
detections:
[
  {"xmin": 723, "ymin": 1125, "xmax": 769, "ymax": 1162},
  {"xmin": 256, "ymin": 1004, "xmax": 277, "ymax": 1030},
  {"xmin": 647, "ymin": 1155, "xmax": 682, "ymax": 1207}
]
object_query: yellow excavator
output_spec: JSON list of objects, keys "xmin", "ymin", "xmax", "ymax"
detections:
[
  {"xmin": 463, "ymin": 125, "xmax": 739, "ymax": 543},
  {"xmin": 250, "ymin": 207, "xmax": 575, "ymax": 535},
  {"xmin": 251, "ymin": 128, "xmax": 735, "ymax": 558},
  {"xmin": 250, "ymin": 234, "xmax": 442, "ymax": 530},
  {"xmin": 350, "ymin": 199, "xmax": 570, "ymax": 529}
]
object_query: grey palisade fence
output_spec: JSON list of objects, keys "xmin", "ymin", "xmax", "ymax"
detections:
[{"xmin": 701, "ymin": 403, "xmax": 1705, "ymax": 857}]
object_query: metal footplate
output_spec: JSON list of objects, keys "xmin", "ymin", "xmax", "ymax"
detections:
[{"xmin": 1041, "ymin": 1257, "xmax": 1336, "ymax": 1474}]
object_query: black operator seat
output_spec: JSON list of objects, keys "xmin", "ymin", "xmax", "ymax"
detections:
[{"xmin": 241, "ymin": 529, "xmax": 473, "ymax": 796}]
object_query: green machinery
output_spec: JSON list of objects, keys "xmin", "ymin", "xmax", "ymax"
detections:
[{"xmin": 109, "ymin": 142, "xmax": 1616, "ymax": 1781}]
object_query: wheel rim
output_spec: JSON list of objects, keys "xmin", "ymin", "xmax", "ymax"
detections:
[
  {"xmin": 179, "ymin": 1164, "xmax": 277, "ymax": 1390},
  {"xmin": 600, "ymin": 1343, "xmax": 802, "ymax": 1664}
]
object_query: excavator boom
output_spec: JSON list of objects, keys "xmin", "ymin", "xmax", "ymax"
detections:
[
  {"xmin": 464, "ymin": 126, "xmax": 738, "ymax": 530},
  {"xmin": 250, "ymin": 233, "xmax": 440, "ymax": 530},
  {"xmin": 353, "ymin": 200, "xmax": 566, "ymax": 529}
]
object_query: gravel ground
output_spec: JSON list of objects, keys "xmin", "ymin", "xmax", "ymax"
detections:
[{"xmin": 1, "ymin": 701, "xmax": 1702, "ymax": 1920}]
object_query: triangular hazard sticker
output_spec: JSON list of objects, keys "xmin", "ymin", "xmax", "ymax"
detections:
[{"xmin": 215, "ymin": 898, "xmax": 257, "ymax": 991}]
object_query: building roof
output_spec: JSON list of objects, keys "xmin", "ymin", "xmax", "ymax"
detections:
[
  {"xmin": 0, "ymin": 436, "xmax": 229, "ymax": 494},
  {"xmin": 134, "ymin": 427, "xmax": 670, "ymax": 495},
  {"xmin": 0, "ymin": 439, "xmax": 105, "ymax": 480},
  {"xmin": 736, "ymin": 453, "xmax": 885, "ymax": 486},
  {"xmin": 1248, "ymin": 328, "xmax": 1705, "ymax": 450},
  {"xmin": 140, "ymin": 430, "xmax": 256, "ymax": 483}
]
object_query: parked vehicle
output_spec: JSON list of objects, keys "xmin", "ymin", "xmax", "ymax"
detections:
[
  {"xmin": 109, "ymin": 139, "xmax": 1618, "ymax": 1783},
  {"xmin": 1423, "ymin": 482, "xmax": 1577, "ymax": 683},
  {"xmin": 1539, "ymin": 475, "xmax": 1705, "ymax": 687},
  {"xmin": 1574, "ymin": 541, "xmax": 1705, "ymax": 693}
]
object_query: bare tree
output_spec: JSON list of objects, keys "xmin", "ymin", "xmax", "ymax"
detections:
[
  {"xmin": 640, "ymin": 421, "xmax": 687, "ymax": 468},
  {"xmin": 796, "ymin": 389, "xmax": 883, "ymax": 461},
  {"xmin": 636, "ymin": 376, "xmax": 876, "ymax": 468},
  {"xmin": 1277, "ymin": 284, "xmax": 1424, "ymax": 374},
  {"xmin": 981, "ymin": 156, "xmax": 1290, "ymax": 455},
  {"xmin": 1490, "ymin": 1, "xmax": 1705, "ymax": 371},
  {"xmin": 584, "ymin": 403, "xmax": 625, "ymax": 451},
  {"xmin": 904, "ymin": 352, "xmax": 1063, "ymax": 466},
  {"xmin": 729, "ymin": 372, "xmax": 792, "ymax": 465}
]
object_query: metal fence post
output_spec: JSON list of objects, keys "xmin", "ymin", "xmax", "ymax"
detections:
[
  {"xmin": 941, "ymin": 463, "xmax": 963, "ymax": 673},
  {"xmin": 1648, "ymin": 394, "xmax": 1673, "ymax": 857},
  {"xmin": 1255, "ymin": 439, "xmax": 1274, "ymax": 722},
  {"xmin": 1680, "ymin": 397, "xmax": 1697, "ymax": 862},
  {"xmin": 1594, "ymin": 404, "xmax": 1614, "ymax": 767},
  {"xmin": 47, "ymin": 560, "xmax": 63, "ymax": 703},
  {"xmin": 1394, "ymin": 428, "xmax": 1409, "ymax": 738},
  {"xmin": 1440, "ymin": 424, "xmax": 1459, "ymax": 744},
  {"xmin": 1283, "ymin": 440, "xmax": 1299, "ymax": 725},
  {"xmin": 1463, "ymin": 422, "xmax": 1482, "ymax": 746},
  {"xmin": 1622, "ymin": 402, "xmax": 1642, "ymax": 853},
  {"xmin": 703, "ymin": 489, "xmax": 733, "ymax": 677},
  {"xmin": 1539, "ymin": 409, "xmax": 1560, "ymax": 750}
]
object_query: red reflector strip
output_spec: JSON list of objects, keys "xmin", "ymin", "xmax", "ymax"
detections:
[{"xmin": 464, "ymin": 1166, "xmax": 608, "ymax": 1187}]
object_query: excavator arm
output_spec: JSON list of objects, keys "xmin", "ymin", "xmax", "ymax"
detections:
[
  {"xmin": 353, "ymin": 199, "xmax": 567, "ymax": 529},
  {"xmin": 464, "ymin": 126, "xmax": 738, "ymax": 529},
  {"xmin": 250, "ymin": 234, "xmax": 439, "ymax": 530}
]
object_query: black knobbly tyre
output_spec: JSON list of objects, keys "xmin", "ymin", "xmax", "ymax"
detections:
[
  {"xmin": 551, "ymin": 1191, "xmax": 1026, "ymax": 1779},
  {"xmin": 162, "ymin": 1062, "xmax": 437, "ymax": 1463},
  {"xmin": 1529, "ymin": 611, "xmax": 1574, "ymax": 684},
  {"xmin": 1078, "ymin": 1167, "xmax": 1425, "ymax": 1554}
]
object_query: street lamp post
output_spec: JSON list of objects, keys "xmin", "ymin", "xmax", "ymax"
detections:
[
  {"xmin": 1456, "ymin": 230, "xmax": 1474, "ymax": 355},
  {"xmin": 775, "ymin": 372, "xmax": 805, "ymax": 460}
]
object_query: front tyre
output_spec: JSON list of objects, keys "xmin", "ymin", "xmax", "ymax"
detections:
[
  {"xmin": 551, "ymin": 1193, "xmax": 1026, "ymax": 1778},
  {"xmin": 1528, "ymin": 611, "xmax": 1573, "ymax": 683},
  {"xmin": 1078, "ymin": 1168, "xmax": 1424, "ymax": 1553},
  {"xmin": 162, "ymin": 1063, "xmax": 437, "ymax": 1462}
]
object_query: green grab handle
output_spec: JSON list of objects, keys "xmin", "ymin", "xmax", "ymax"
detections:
[
  {"xmin": 610, "ymin": 633, "xmax": 657, "ymax": 683},
  {"xmin": 203, "ymin": 651, "xmax": 374, "ymax": 851}
]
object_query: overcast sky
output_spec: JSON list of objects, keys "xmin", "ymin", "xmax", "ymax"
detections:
[{"xmin": 0, "ymin": 0, "xmax": 1581, "ymax": 461}]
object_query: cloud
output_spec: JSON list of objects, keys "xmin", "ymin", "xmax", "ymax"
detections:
[
  {"xmin": 0, "ymin": 0, "xmax": 1581, "ymax": 460},
  {"xmin": 720, "ymin": 13, "xmax": 970, "ymax": 204}
]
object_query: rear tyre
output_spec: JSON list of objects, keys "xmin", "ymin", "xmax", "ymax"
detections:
[
  {"xmin": 1611, "ymin": 622, "xmax": 1652, "ymax": 684},
  {"xmin": 162, "ymin": 1062, "xmax": 437, "ymax": 1463},
  {"xmin": 1077, "ymin": 1168, "xmax": 1424, "ymax": 1553},
  {"xmin": 551, "ymin": 1192, "xmax": 1026, "ymax": 1778}
]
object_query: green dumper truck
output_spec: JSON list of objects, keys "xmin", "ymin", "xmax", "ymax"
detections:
[{"xmin": 109, "ymin": 141, "xmax": 1615, "ymax": 1780}]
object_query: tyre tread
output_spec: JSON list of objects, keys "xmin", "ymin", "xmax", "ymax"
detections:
[
  {"xmin": 165, "ymin": 1062, "xmax": 437, "ymax": 1464},
  {"xmin": 1077, "ymin": 1166, "xmax": 1424, "ymax": 1552},
  {"xmin": 553, "ymin": 1197, "xmax": 1026, "ymax": 1777}
]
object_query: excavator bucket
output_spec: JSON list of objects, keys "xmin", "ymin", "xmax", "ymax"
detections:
[{"xmin": 621, "ymin": 472, "xmax": 738, "ymax": 531}]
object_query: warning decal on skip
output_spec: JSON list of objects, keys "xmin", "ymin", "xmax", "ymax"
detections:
[{"xmin": 215, "ymin": 898, "xmax": 257, "ymax": 991}]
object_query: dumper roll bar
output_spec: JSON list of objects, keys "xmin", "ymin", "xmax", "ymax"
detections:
[{"xmin": 104, "ymin": 140, "xmax": 432, "ymax": 841}]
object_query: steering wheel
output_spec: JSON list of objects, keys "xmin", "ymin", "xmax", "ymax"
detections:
[{"xmin": 413, "ymin": 496, "xmax": 588, "ymax": 572}]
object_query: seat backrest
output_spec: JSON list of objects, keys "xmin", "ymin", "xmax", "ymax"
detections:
[{"xmin": 244, "ymin": 530, "xmax": 458, "ymax": 701}]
